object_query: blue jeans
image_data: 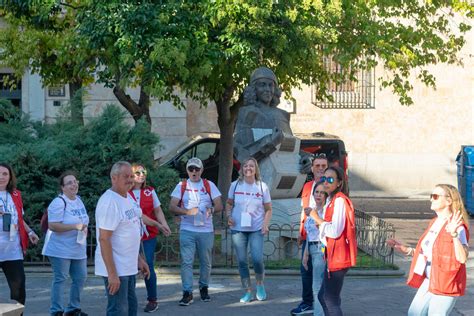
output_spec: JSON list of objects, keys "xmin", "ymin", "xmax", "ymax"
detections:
[
  {"xmin": 179, "ymin": 230, "xmax": 214, "ymax": 293},
  {"xmin": 308, "ymin": 243, "xmax": 325, "ymax": 316},
  {"xmin": 231, "ymin": 230, "xmax": 265, "ymax": 288},
  {"xmin": 48, "ymin": 256, "xmax": 87, "ymax": 315},
  {"xmin": 143, "ymin": 238, "xmax": 157, "ymax": 301},
  {"xmin": 300, "ymin": 241, "xmax": 314, "ymax": 305},
  {"xmin": 103, "ymin": 275, "xmax": 137, "ymax": 316},
  {"xmin": 408, "ymin": 278, "xmax": 458, "ymax": 316}
]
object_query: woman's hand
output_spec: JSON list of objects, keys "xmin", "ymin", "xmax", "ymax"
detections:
[
  {"xmin": 261, "ymin": 223, "xmax": 269, "ymax": 235},
  {"xmin": 160, "ymin": 223, "xmax": 172, "ymax": 237},
  {"xmin": 304, "ymin": 207, "xmax": 312, "ymax": 216},
  {"xmin": 28, "ymin": 231, "xmax": 39, "ymax": 244},
  {"xmin": 445, "ymin": 210, "xmax": 463, "ymax": 235},
  {"xmin": 227, "ymin": 216, "xmax": 235, "ymax": 228},
  {"xmin": 387, "ymin": 238, "xmax": 413, "ymax": 256}
]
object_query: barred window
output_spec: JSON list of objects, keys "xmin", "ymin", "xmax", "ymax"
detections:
[{"xmin": 312, "ymin": 59, "xmax": 375, "ymax": 109}]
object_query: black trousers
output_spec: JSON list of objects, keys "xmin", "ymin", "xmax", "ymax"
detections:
[
  {"xmin": 1, "ymin": 259, "xmax": 26, "ymax": 305},
  {"xmin": 318, "ymin": 268, "xmax": 348, "ymax": 316}
]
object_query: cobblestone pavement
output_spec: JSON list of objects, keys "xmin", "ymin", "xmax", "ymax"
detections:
[{"xmin": 1, "ymin": 269, "xmax": 473, "ymax": 316}]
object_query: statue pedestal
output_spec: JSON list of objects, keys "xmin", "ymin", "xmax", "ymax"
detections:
[
  {"xmin": 259, "ymin": 133, "xmax": 306, "ymax": 199},
  {"xmin": 0, "ymin": 302, "xmax": 24, "ymax": 316}
]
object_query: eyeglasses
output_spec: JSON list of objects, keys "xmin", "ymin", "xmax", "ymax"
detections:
[
  {"xmin": 64, "ymin": 180, "xmax": 79, "ymax": 186},
  {"xmin": 320, "ymin": 176, "xmax": 335, "ymax": 184},
  {"xmin": 430, "ymin": 193, "xmax": 448, "ymax": 200},
  {"xmin": 187, "ymin": 166, "xmax": 201, "ymax": 172},
  {"xmin": 134, "ymin": 170, "xmax": 147, "ymax": 176}
]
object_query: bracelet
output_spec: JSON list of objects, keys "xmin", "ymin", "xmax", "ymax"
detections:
[{"xmin": 451, "ymin": 231, "xmax": 459, "ymax": 238}]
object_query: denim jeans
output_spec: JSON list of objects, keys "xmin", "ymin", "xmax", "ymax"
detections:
[
  {"xmin": 300, "ymin": 241, "xmax": 314, "ymax": 305},
  {"xmin": 0, "ymin": 260, "xmax": 25, "ymax": 305},
  {"xmin": 179, "ymin": 230, "xmax": 214, "ymax": 293},
  {"xmin": 231, "ymin": 230, "xmax": 264, "ymax": 288},
  {"xmin": 408, "ymin": 278, "xmax": 458, "ymax": 316},
  {"xmin": 318, "ymin": 267, "xmax": 348, "ymax": 316},
  {"xmin": 48, "ymin": 256, "xmax": 87, "ymax": 315},
  {"xmin": 143, "ymin": 238, "xmax": 157, "ymax": 301},
  {"xmin": 103, "ymin": 275, "xmax": 137, "ymax": 316},
  {"xmin": 308, "ymin": 243, "xmax": 325, "ymax": 316}
]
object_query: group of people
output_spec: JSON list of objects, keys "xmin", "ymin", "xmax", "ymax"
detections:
[{"xmin": 0, "ymin": 154, "xmax": 470, "ymax": 316}]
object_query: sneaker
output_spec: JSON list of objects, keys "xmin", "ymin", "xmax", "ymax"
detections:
[
  {"xmin": 200, "ymin": 286, "xmax": 211, "ymax": 302},
  {"xmin": 291, "ymin": 302, "xmax": 314, "ymax": 315},
  {"xmin": 64, "ymin": 309, "xmax": 88, "ymax": 316},
  {"xmin": 256, "ymin": 284, "xmax": 267, "ymax": 301},
  {"xmin": 239, "ymin": 291, "xmax": 253, "ymax": 303},
  {"xmin": 179, "ymin": 291, "xmax": 194, "ymax": 306},
  {"xmin": 144, "ymin": 300, "xmax": 159, "ymax": 313}
]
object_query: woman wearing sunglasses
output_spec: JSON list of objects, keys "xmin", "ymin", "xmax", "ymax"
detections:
[
  {"xmin": 129, "ymin": 163, "xmax": 171, "ymax": 313},
  {"xmin": 226, "ymin": 157, "xmax": 272, "ymax": 303},
  {"xmin": 308, "ymin": 166, "xmax": 357, "ymax": 316},
  {"xmin": 302, "ymin": 180, "xmax": 329, "ymax": 316},
  {"xmin": 387, "ymin": 184, "xmax": 469, "ymax": 315}
]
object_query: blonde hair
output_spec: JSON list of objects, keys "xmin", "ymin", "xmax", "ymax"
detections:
[
  {"xmin": 131, "ymin": 163, "xmax": 147, "ymax": 189},
  {"xmin": 436, "ymin": 184, "xmax": 470, "ymax": 226},
  {"xmin": 238, "ymin": 157, "xmax": 261, "ymax": 182}
]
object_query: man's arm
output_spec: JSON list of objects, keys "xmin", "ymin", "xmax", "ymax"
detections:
[
  {"xmin": 99, "ymin": 228, "xmax": 120, "ymax": 295},
  {"xmin": 169, "ymin": 197, "xmax": 198, "ymax": 216}
]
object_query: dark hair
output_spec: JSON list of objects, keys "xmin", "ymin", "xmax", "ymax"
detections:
[
  {"xmin": 312, "ymin": 180, "xmax": 329, "ymax": 199},
  {"xmin": 59, "ymin": 170, "xmax": 78, "ymax": 187},
  {"xmin": 0, "ymin": 162, "xmax": 17, "ymax": 193},
  {"xmin": 325, "ymin": 166, "xmax": 348, "ymax": 196}
]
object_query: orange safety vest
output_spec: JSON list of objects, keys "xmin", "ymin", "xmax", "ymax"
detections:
[
  {"xmin": 129, "ymin": 186, "xmax": 158, "ymax": 240},
  {"xmin": 323, "ymin": 192, "xmax": 357, "ymax": 271},
  {"xmin": 407, "ymin": 218, "xmax": 469, "ymax": 296},
  {"xmin": 10, "ymin": 190, "xmax": 28, "ymax": 254},
  {"xmin": 299, "ymin": 180, "xmax": 315, "ymax": 240}
]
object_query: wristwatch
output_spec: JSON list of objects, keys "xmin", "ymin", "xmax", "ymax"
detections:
[{"xmin": 450, "ymin": 231, "xmax": 459, "ymax": 238}]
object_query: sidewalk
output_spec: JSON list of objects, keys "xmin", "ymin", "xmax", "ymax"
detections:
[{"xmin": 2, "ymin": 267, "xmax": 473, "ymax": 316}]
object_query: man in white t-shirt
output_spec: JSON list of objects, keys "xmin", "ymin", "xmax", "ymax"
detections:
[
  {"xmin": 95, "ymin": 161, "xmax": 150, "ymax": 316},
  {"xmin": 169, "ymin": 157, "xmax": 223, "ymax": 306}
]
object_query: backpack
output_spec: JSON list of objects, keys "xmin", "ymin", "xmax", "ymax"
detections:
[
  {"xmin": 40, "ymin": 196, "xmax": 66, "ymax": 234},
  {"xmin": 179, "ymin": 179, "xmax": 214, "ymax": 208}
]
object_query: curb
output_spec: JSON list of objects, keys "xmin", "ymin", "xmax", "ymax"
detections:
[{"xmin": 24, "ymin": 266, "xmax": 405, "ymax": 278}]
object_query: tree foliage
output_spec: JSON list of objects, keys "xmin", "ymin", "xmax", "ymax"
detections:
[{"xmin": 0, "ymin": 99, "xmax": 179, "ymax": 260}]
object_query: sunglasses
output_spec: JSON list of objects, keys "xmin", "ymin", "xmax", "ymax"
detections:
[
  {"xmin": 430, "ymin": 193, "xmax": 448, "ymax": 200},
  {"xmin": 314, "ymin": 153, "xmax": 327, "ymax": 159},
  {"xmin": 134, "ymin": 170, "xmax": 147, "ymax": 176},
  {"xmin": 320, "ymin": 176, "xmax": 335, "ymax": 184},
  {"xmin": 187, "ymin": 166, "xmax": 201, "ymax": 172}
]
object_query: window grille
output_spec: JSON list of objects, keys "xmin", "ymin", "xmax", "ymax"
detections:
[{"xmin": 312, "ymin": 60, "xmax": 375, "ymax": 109}]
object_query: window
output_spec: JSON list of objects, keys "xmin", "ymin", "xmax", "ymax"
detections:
[
  {"xmin": 0, "ymin": 73, "xmax": 21, "ymax": 107},
  {"xmin": 312, "ymin": 58, "xmax": 375, "ymax": 109}
]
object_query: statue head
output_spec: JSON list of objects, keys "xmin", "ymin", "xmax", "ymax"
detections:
[{"xmin": 244, "ymin": 67, "xmax": 282, "ymax": 108}]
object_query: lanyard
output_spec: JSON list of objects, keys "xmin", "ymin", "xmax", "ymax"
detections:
[
  {"xmin": 0, "ymin": 191, "xmax": 9, "ymax": 210},
  {"xmin": 188, "ymin": 181, "xmax": 201, "ymax": 206}
]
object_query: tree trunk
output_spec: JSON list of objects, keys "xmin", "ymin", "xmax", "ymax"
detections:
[
  {"xmin": 112, "ymin": 85, "xmax": 151, "ymax": 127},
  {"xmin": 69, "ymin": 80, "xmax": 84, "ymax": 125},
  {"xmin": 138, "ymin": 86, "xmax": 152, "ymax": 125}
]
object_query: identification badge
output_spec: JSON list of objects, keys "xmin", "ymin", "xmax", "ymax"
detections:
[
  {"xmin": 414, "ymin": 255, "xmax": 427, "ymax": 275},
  {"xmin": 241, "ymin": 212, "xmax": 252, "ymax": 227},
  {"xmin": 76, "ymin": 229, "xmax": 87, "ymax": 245}
]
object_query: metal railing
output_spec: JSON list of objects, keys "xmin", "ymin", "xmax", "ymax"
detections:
[{"xmin": 26, "ymin": 209, "xmax": 395, "ymax": 269}]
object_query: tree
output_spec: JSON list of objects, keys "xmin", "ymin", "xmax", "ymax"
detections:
[{"xmin": 2, "ymin": 1, "xmax": 473, "ymax": 199}]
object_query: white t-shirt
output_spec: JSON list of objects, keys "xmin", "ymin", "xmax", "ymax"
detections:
[
  {"xmin": 131, "ymin": 189, "xmax": 161, "ymax": 208},
  {"xmin": 304, "ymin": 209, "xmax": 323, "ymax": 242},
  {"xmin": 227, "ymin": 180, "xmax": 271, "ymax": 232},
  {"xmin": 171, "ymin": 179, "xmax": 221, "ymax": 233},
  {"xmin": 95, "ymin": 189, "xmax": 142, "ymax": 277},
  {"xmin": 0, "ymin": 191, "xmax": 23, "ymax": 262},
  {"xmin": 42, "ymin": 195, "xmax": 89, "ymax": 259}
]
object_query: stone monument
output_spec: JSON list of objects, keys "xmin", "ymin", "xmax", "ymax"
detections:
[{"xmin": 234, "ymin": 67, "xmax": 309, "ymax": 199}]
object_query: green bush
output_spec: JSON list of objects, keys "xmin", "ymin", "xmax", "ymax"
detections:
[{"xmin": 0, "ymin": 99, "xmax": 179, "ymax": 260}]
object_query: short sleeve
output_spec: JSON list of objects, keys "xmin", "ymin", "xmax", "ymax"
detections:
[
  {"xmin": 209, "ymin": 181, "xmax": 222, "ymax": 200},
  {"xmin": 47, "ymin": 197, "xmax": 66, "ymax": 223},
  {"xmin": 151, "ymin": 190, "xmax": 161, "ymax": 208},
  {"xmin": 170, "ymin": 183, "xmax": 182, "ymax": 199},
  {"xmin": 95, "ymin": 196, "xmax": 121, "ymax": 231},
  {"xmin": 227, "ymin": 181, "xmax": 237, "ymax": 200},
  {"xmin": 262, "ymin": 182, "xmax": 271, "ymax": 204},
  {"xmin": 457, "ymin": 226, "xmax": 469, "ymax": 246}
]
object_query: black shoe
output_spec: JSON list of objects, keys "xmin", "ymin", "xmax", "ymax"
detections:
[
  {"xmin": 64, "ymin": 309, "xmax": 87, "ymax": 316},
  {"xmin": 52, "ymin": 312, "xmax": 63, "ymax": 316},
  {"xmin": 144, "ymin": 300, "xmax": 159, "ymax": 313},
  {"xmin": 200, "ymin": 286, "xmax": 211, "ymax": 302},
  {"xmin": 179, "ymin": 291, "xmax": 194, "ymax": 306}
]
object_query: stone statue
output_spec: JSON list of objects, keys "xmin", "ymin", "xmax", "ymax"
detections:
[{"xmin": 234, "ymin": 67, "xmax": 310, "ymax": 198}]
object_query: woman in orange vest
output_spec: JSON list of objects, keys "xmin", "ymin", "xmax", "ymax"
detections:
[
  {"xmin": 129, "ymin": 163, "xmax": 171, "ymax": 313},
  {"xmin": 0, "ymin": 162, "xmax": 39, "ymax": 306},
  {"xmin": 309, "ymin": 166, "xmax": 357, "ymax": 316},
  {"xmin": 387, "ymin": 184, "xmax": 469, "ymax": 315}
]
